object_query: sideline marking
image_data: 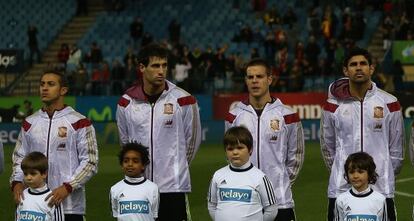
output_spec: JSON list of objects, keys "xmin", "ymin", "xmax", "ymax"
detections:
[
  {"xmin": 396, "ymin": 177, "xmax": 414, "ymax": 183},
  {"xmin": 395, "ymin": 191, "xmax": 414, "ymax": 198}
]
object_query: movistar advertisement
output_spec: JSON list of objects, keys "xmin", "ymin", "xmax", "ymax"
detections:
[{"xmin": 393, "ymin": 40, "xmax": 414, "ymax": 64}]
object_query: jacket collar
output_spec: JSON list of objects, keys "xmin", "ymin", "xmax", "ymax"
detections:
[
  {"xmin": 40, "ymin": 105, "xmax": 71, "ymax": 119},
  {"xmin": 240, "ymin": 96, "xmax": 281, "ymax": 113},
  {"xmin": 125, "ymin": 80, "xmax": 172, "ymax": 101},
  {"xmin": 329, "ymin": 78, "xmax": 376, "ymax": 100}
]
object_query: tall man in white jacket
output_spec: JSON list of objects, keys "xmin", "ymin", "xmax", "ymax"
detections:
[
  {"xmin": 116, "ymin": 43, "xmax": 201, "ymax": 221},
  {"xmin": 10, "ymin": 71, "xmax": 99, "ymax": 221},
  {"xmin": 225, "ymin": 58, "xmax": 305, "ymax": 221},
  {"xmin": 320, "ymin": 47, "xmax": 404, "ymax": 221}
]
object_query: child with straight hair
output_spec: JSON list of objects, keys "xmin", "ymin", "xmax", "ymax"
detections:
[
  {"xmin": 15, "ymin": 151, "xmax": 64, "ymax": 221},
  {"xmin": 110, "ymin": 143, "xmax": 159, "ymax": 221},
  {"xmin": 334, "ymin": 152, "xmax": 388, "ymax": 221},
  {"xmin": 207, "ymin": 126, "xmax": 278, "ymax": 221}
]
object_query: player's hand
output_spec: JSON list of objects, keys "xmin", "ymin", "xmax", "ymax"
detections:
[
  {"xmin": 46, "ymin": 185, "xmax": 70, "ymax": 206},
  {"xmin": 13, "ymin": 182, "xmax": 25, "ymax": 204}
]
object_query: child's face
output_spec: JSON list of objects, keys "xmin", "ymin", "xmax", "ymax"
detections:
[
  {"xmin": 122, "ymin": 150, "xmax": 145, "ymax": 178},
  {"xmin": 23, "ymin": 169, "xmax": 47, "ymax": 189},
  {"xmin": 347, "ymin": 167, "xmax": 369, "ymax": 192},
  {"xmin": 225, "ymin": 143, "xmax": 251, "ymax": 167}
]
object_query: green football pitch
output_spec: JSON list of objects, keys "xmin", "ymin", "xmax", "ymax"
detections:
[{"xmin": 1, "ymin": 142, "xmax": 413, "ymax": 220}]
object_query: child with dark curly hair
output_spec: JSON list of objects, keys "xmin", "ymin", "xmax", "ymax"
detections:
[{"xmin": 334, "ymin": 152, "xmax": 388, "ymax": 221}]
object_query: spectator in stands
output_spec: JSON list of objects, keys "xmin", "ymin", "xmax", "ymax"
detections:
[
  {"xmin": 307, "ymin": 7, "xmax": 320, "ymax": 37},
  {"xmin": 57, "ymin": 43, "xmax": 70, "ymax": 70},
  {"xmin": 264, "ymin": 31, "xmax": 276, "ymax": 63},
  {"xmin": 168, "ymin": 19, "xmax": 181, "ymax": 45},
  {"xmin": 294, "ymin": 41, "xmax": 305, "ymax": 65},
  {"xmin": 274, "ymin": 30, "xmax": 288, "ymax": 51},
  {"xmin": 289, "ymin": 59, "xmax": 304, "ymax": 92},
  {"xmin": 395, "ymin": 12, "xmax": 410, "ymax": 40},
  {"xmin": 174, "ymin": 57, "xmax": 192, "ymax": 91},
  {"xmin": 282, "ymin": 7, "xmax": 297, "ymax": 29},
  {"xmin": 240, "ymin": 25, "xmax": 254, "ymax": 44},
  {"xmin": 125, "ymin": 57, "xmax": 139, "ymax": 86},
  {"xmin": 73, "ymin": 63, "xmax": 88, "ymax": 95},
  {"xmin": 252, "ymin": 27, "xmax": 265, "ymax": 43},
  {"xmin": 91, "ymin": 61, "xmax": 110, "ymax": 95},
  {"xmin": 353, "ymin": 12, "xmax": 366, "ymax": 40},
  {"xmin": 0, "ymin": 105, "xmax": 20, "ymax": 122},
  {"xmin": 141, "ymin": 32, "xmax": 153, "ymax": 47},
  {"xmin": 250, "ymin": 48, "xmax": 260, "ymax": 59},
  {"xmin": 263, "ymin": 4, "xmax": 280, "ymax": 28},
  {"xmin": 305, "ymin": 35, "xmax": 321, "ymax": 67},
  {"xmin": 392, "ymin": 60, "xmax": 405, "ymax": 92},
  {"xmin": 111, "ymin": 59, "xmax": 126, "ymax": 95},
  {"xmin": 27, "ymin": 24, "xmax": 41, "ymax": 65},
  {"xmin": 123, "ymin": 47, "xmax": 137, "ymax": 66},
  {"xmin": 15, "ymin": 100, "xmax": 34, "ymax": 120},
  {"xmin": 129, "ymin": 17, "xmax": 144, "ymax": 48},
  {"xmin": 85, "ymin": 41, "xmax": 103, "ymax": 68},
  {"xmin": 67, "ymin": 44, "xmax": 82, "ymax": 74}
]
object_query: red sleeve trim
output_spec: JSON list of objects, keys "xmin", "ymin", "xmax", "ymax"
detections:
[
  {"xmin": 323, "ymin": 102, "xmax": 339, "ymax": 113},
  {"xmin": 284, "ymin": 113, "xmax": 300, "ymax": 124},
  {"xmin": 72, "ymin": 118, "xmax": 92, "ymax": 131},
  {"xmin": 177, "ymin": 96, "xmax": 197, "ymax": 106},
  {"xmin": 118, "ymin": 97, "xmax": 130, "ymax": 107},
  {"xmin": 22, "ymin": 120, "xmax": 31, "ymax": 132},
  {"xmin": 387, "ymin": 101, "xmax": 401, "ymax": 112},
  {"xmin": 225, "ymin": 113, "xmax": 236, "ymax": 123}
]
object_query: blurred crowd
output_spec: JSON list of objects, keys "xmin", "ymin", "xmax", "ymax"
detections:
[{"xmin": 48, "ymin": 0, "xmax": 413, "ymax": 96}]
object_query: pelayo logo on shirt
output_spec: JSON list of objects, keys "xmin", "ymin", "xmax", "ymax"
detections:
[
  {"xmin": 18, "ymin": 210, "xmax": 46, "ymax": 221},
  {"xmin": 119, "ymin": 200, "xmax": 150, "ymax": 214},
  {"xmin": 219, "ymin": 188, "xmax": 252, "ymax": 202},
  {"xmin": 346, "ymin": 214, "xmax": 376, "ymax": 221}
]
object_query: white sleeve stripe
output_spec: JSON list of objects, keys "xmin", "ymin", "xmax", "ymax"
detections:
[
  {"xmin": 54, "ymin": 204, "xmax": 64, "ymax": 221},
  {"xmin": 70, "ymin": 126, "xmax": 98, "ymax": 188},
  {"xmin": 207, "ymin": 180, "xmax": 213, "ymax": 202},
  {"xmin": 263, "ymin": 176, "xmax": 275, "ymax": 205},
  {"xmin": 383, "ymin": 203, "xmax": 388, "ymax": 221}
]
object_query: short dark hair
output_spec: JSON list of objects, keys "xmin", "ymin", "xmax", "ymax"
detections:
[
  {"xmin": 118, "ymin": 143, "xmax": 150, "ymax": 166},
  {"xmin": 344, "ymin": 152, "xmax": 378, "ymax": 184},
  {"xmin": 244, "ymin": 58, "xmax": 271, "ymax": 76},
  {"xmin": 223, "ymin": 126, "xmax": 253, "ymax": 151},
  {"xmin": 137, "ymin": 43, "xmax": 169, "ymax": 67},
  {"xmin": 41, "ymin": 70, "xmax": 69, "ymax": 88},
  {"xmin": 343, "ymin": 47, "xmax": 372, "ymax": 68},
  {"xmin": 21, "ymin": 151, "xmax": 48, "ymax": 174}
]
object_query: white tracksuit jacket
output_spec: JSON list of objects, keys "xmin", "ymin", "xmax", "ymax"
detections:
[
  {"xmin": 320, "ymin": 78, "xmax": 404, "ymax": 198},
  {"xmin": 10, "ymin": 106, "xmax": 99, "ymax": 214},
  {"xmin": 225, "ymin": 98, "xmax": 305, "ymax": 209},
  {"xmin": 116, "ymin": 81, "xmax": 201, "ymax": 193}
]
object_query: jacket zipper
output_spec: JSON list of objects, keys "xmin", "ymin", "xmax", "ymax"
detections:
[
  {"xmin": 257, "ymin": 115, "xmax": 261, "ymax": 169},
  {"xmin": 360, "ymin": 100, "xmax": 363, "ymax": 152},
  {"xmin": 46, "ymin": 116, "xmax": 53, "ymax": 184},
  {"xmin": 150, "ymin": 103, "xmax": 155, "ymax": 181}
]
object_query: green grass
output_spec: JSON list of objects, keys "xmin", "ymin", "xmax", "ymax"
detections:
[{"xmin": 1, "ymin": 142, "xmax": 413, "ymax": 220}]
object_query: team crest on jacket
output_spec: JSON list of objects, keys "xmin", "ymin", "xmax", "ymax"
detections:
[
  {"xmin": 164, "ymin": 103, "xmax": 174, "ymax": 114},
  {"xmin": 58, "ymin": 126, "xmax": 67, "ymax": 138},
  {"xmin": 373, "ymin": 106, "xmax": 384, "ymax": 118},
  {"xmin": 270, "ymin": 119, "xmax": 280, "ymax": 131}
]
